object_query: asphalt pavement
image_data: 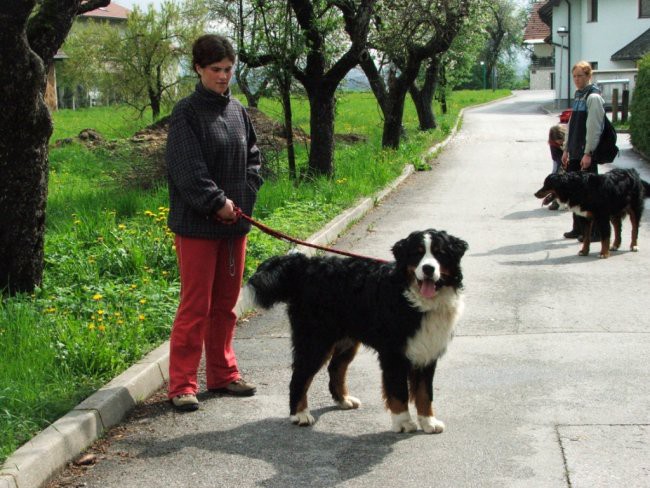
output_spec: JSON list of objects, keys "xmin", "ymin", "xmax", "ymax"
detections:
[{"xmin": 3, "ymin": 90, "xmax": 650, "ymax": 488}]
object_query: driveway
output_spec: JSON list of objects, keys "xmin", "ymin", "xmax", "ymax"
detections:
[{"xmin": 49, "ymin": 90, "xmax": 650, "ymax": 488}]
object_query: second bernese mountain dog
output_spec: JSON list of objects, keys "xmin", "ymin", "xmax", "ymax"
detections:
[
  {"xmin": 534, "ymin": 168, "xmax": 650, "ymax": 258},
  {"xmin": 246, "ymin": 229, "xmax": 468, "ymax": 434}
]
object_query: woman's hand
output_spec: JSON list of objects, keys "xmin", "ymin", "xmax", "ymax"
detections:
[
  {"xmin": 215, "ymin": 199, "xmax": 237, "ymax": 224},
  {"xmin": 580, "ymin": 154, "xmax": 592, "ymax": 170}
]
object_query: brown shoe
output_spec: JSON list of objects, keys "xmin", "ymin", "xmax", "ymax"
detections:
[
  {"xmin": 210, "ymin": 379, "xmax": 256, "ymax": 397},
  {"xmin": 171, "ymin": 394, "xmax": 199, "ymax": 412}
]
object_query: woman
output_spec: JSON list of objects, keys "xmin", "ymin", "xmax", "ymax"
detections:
[
  {"xmin": 165, "ymin": 34, "xmax": 263, "ymax": 411},
  {"xmin": 561, "ymin": 60, "xmax": 605, "ymax": 240}
]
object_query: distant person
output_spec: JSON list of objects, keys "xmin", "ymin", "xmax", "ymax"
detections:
[
  {"xmin": 546, "ymin": 124, "xmax": 566, "ymax": 211},
  {"xmin": 561, "ymin": 60, "xmax": 605, "ymax": 240},
  {"xmin": 165, "ymin": 34, "xmax": 263, "ymax": 411}
]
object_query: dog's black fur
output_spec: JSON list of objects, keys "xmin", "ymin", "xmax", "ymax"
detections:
[
  {"xmin": 534, "ymin": 168, "xmax": 650, "ymax": 258},
  {"xmin": 246, "ymin": 229, "xmax": 468, "ymax": 433}
]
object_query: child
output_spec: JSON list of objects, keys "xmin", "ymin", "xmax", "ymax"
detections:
[{"xmin": 546, "ymin": 124, "xmax": 566, "ymax": 210}]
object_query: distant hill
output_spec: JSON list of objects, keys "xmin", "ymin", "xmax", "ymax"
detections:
[{"xmin": 341, "ymin": 67, "xmax": 371, "ymax": 91}]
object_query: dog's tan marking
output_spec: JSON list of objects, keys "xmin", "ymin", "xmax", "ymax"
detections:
[
  {"xmin": 410, "ymin": 377, "xmax": 434, "ymax": 418},
  {"xmin": 328, "ymin": 341, "xmax": 360, "ymax": 405},
  {"xmin": 295, "ymin": 376, "xmax": 315, "ymax": 415}
]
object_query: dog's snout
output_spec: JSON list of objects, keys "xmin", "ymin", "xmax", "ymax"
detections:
[{"xmin": 422, "ymin": 264, "xmax": 435, "ymax": 278}]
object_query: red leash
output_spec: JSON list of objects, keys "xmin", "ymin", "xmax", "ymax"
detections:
[{"xmin": 232, "ymin": 207, "xmax": 389, "ymax": 263}]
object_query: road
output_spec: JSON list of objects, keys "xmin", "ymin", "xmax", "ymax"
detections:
[{"xmin": 49, "ymin": 91, "xmax": 650, "ymax": 488}]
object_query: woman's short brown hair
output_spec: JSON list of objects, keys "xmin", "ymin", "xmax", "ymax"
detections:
[
  {"xmin": 192, "ymin": 34, "xmax": 236, "ymax": 74},
  {"xmin": 572, "ymin": 60, "xmax": 592, "ymax": 78}
]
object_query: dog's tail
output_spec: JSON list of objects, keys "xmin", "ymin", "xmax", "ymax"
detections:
[{"xmin": 245, "ymin": 253, "xmax": 309, "ymax": 309}]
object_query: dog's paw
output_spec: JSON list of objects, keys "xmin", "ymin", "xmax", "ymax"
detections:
[
  {"xmin": 290, "ymin": 410, "xmax": 315, "ymax": 426},
  {"xmin": 578, "ymin": 250, "xmax": 589, "ymax": 256},
  {"xmin": 337, "ymin": 395, "xmax": 361, "ymax": 410},
  {"xmin": 631, "ymin": 245, "xmax": 639, "ymax": 252},
  {"xmin": 418, "ymin": 415, "xmax": 445, "ymax": 434},
  {"xmin": 391, "ymin": 412, "xmax": 417, "ymax": 433},
  {"xmin": 599, "ymin": 253, "xmax": 609, "ymax": 259}
]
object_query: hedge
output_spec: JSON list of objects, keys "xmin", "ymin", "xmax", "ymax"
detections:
[{"xmin": 630, "ymin": 53, "xmax": 650, "ymax": 156}]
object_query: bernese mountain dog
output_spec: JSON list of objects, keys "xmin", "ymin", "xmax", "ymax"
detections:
[
  {"xmin": 534, "ymin": 168, "xmax": 650, "ymax": 258},
  {"xmin": 246, "ymin": 229, "xmax": 468, "ymax": 434}
]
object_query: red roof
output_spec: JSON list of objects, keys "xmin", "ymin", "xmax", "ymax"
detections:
[
  {"xmin": 81, "ymin": 2, "xmax": 129, "ymax": 20},
  {"xmin": 523, "ymin": 1, "xmax": 550, "ymax": 43}
]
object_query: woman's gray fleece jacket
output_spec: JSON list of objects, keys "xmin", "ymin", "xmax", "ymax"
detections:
[{"xmin": 166, "ymin": 83, "xmax": 263, "ymax": 238}]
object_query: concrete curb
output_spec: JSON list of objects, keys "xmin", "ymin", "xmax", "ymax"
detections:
[{"xmin": 0, "ymin": 93, "xmax": 510, "ymax": 487}]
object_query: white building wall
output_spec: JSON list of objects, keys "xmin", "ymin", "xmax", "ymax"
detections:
[
  {"xmin": 530, "ymin": 67, "xmax": 554, "ymax": 90},
  {"xmin": 550, "ymin": 0, "xmax": 648, "ymax": 106},
  {"xmin": 580, "ymin": 1, "xmax": 650, "ymax": 71}
]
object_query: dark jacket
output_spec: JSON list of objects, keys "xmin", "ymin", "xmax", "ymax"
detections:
[
  {"xmin": 566, "ymin": 84, "xmax": 605, "ymax": 160},
  {"xmin": 166, "ymin": 83, "xmax": 262, "ymax": 238}
]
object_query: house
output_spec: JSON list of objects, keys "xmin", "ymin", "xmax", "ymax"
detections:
[
  {"xmin": 45, "ymin": 2, "xmax": 129, "ymax": 111},
  {"xmin": 524, "ymin": 1, "xmax": 554, "ymax": 90},
  {"xmin": 537, "ymin": 0, "xmax": 650, "ymax": 108}
]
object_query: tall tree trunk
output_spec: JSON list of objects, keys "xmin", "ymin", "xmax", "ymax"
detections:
[
  {"xmin": 439, "ymin": 63, "xmax": 448, "ymax": 114},
  {"xmin": 150, "ymin": 89, "xmax": 161, "ymax": 121},
  {"xmin": 0, "ymin": 17, "xmax": 52, "ymax": 293},
  {"xmin": 279, "ymin": 73, "xmax": 296, "ymax": 180},
  {"xmin": 409, "ymin": 57, "xmax": 440, "ymax": 131},
  {"xmin": 382, "ymin": 88, "xmax": 409, "ymax": 149},
  {"xmin": 359, "ymin": 51, "xmax": 388, "ymax": 118},
  {"xmin": 305, "ymin": 83, "xmax": 336, "ymax": 176}
]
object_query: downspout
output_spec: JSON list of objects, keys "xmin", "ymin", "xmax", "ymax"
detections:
[{"xmin": 565, "ymin": 0, "xmax": 571, "ymax": 108}]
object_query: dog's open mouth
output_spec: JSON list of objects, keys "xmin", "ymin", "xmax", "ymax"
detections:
[
  {"xmin": 541, "ymin": 192, "xmax": 554, "ymax": 206},
  {"xmin": 417, "ymin": 278, "xmax": 437, "ymax": 299}
]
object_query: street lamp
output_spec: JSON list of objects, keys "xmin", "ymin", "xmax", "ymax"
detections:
[
  {"xmin": 479, "ymin": 61, "xmax": 486, "ymax": 90},
  {"xmin": 557, "ymin": 26, "xmax": 569, "ymax": 108}
]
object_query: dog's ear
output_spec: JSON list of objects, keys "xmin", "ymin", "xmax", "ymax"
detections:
[
  {"xmin": 391, "ymin": 237, "xmax": 409, "ymax": 263},
  {"xmin": 448, "ymin": 235, "xmax": 468, "ymax": 261}
]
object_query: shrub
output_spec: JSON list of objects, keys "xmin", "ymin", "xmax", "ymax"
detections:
[{"xmin": 630, "ymin": 53, "xmax": 650, "ymax": 156}]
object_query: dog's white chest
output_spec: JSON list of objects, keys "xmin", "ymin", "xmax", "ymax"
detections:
[
  {"xmin": 569, "ymin": 205, "xmax": 590, "ymax": 218},
  {"xmin": 405, "ymin": 289, "xmax": 464, "ymax": 367}
]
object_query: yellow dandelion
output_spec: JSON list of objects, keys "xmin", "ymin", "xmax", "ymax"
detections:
[
  {"xmin": 74, "ymin": 220, "xmax": 82, "ymax": 225},
  {"xmin": 114, "ymin": 312, "xmax": 122, "ymax": 317},
  {"xmin": 97, "ymin": 309, "xmax": 105, "ymax": 315},
  {"xmin": 138, "ymin": 314, "xmax": 146, "ymax": 321},
  {"xmin": 118, "ymin": 224, "xmax": 127, "ymax": 230},
  {"xmin": 117, "ymin": 319, "xmax": 124, "ymax": 325},
  {"xmin": 88, "ymin": 323, "xmax": 96, "ymax": 330},
  {"xmin": 162, "ymin": 271, "xmax": 169, "ymax": 276},
  {"xmin": 139, "ymin": 299, "xmax": 147, "ymax": 304},
  {"xmin": 92, "ymin": 293, "xmax": 103, "ymax": 301},
  {"xmin": 98, "ymin": 324, "xmax": 106, "ymax": 332},
  {"xmin": 130, "ymin": 284, "xmax": 137, "ymax": 289}
]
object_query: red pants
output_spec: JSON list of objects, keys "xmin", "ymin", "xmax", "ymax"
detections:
[{"xmin": 168, "ymin": 235, "xmax": 247, "ymax": 399}]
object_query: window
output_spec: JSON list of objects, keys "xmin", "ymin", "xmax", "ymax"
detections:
[
  {"xmin": 641, "ymin": 0, "xmax": 650, "ymax": 18},
  {"xmin": 590, "ymin": 61, "xmax": 599, "ymax": 71},
  {"xmin": 588, "ymin": 0, "xmax": 598, "ymax": 22}
]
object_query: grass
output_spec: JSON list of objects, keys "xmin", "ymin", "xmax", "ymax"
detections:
[{"xmin": 0, "ymin": 88, "xmax": 509, "ymax": 464}]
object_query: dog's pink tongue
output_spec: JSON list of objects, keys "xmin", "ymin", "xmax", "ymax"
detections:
[{"xmin": 420, "ymin": 279, "xmax": 437, "ymax": 298}]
